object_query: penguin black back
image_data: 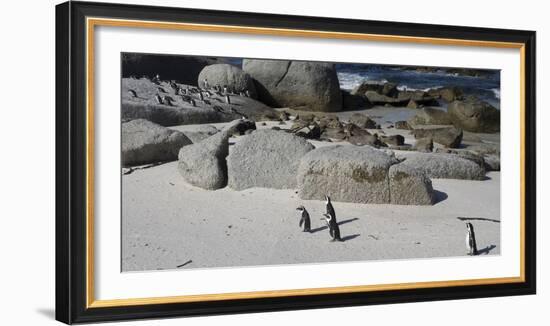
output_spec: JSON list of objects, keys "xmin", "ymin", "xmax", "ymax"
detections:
[{"xmin": 466, "ymin": 222, "xmax": 478, "ymax": 255}]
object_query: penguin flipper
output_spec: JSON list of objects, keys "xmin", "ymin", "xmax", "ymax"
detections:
[{"xmin": 299, "ymin": 218, "xmax": 304, "ymax": 228}]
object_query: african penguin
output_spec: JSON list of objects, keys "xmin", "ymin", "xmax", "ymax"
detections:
[
  {"xmin": 225, "ymin": 94, "xmax": 231, "ymax": 104},
  {"xmin": 190, "ymin": 99, "xmax": 196, "ymax": 107},
  {"xmin": 199, "ymin": 92, "xmax": 204, "ymax": 101},
  {"xmin": 325, "ymin": 195, "xmax": 337, "ymax": 223},
  {"xmin": 322, "ymin": 213, "xmax": 342, "ymax": 242},
  {"xmin": 154, "ymin": 93, "xmax": 164, "ymax": 105},
  {"xmin": 245, "ymin": 90, "xmax": 250, "ymax": 97},
  {"xmin": 203, "ymin": 78, "xmax": 209, "ymax": 89},
  {"xmin": 296, "ymin": 206, "xmax": 311, "ymax": 232},
  {"xmin": 163, "ymin": 96, "xmax": 174, "ymax": 106},
  {"xmin": 466, "ymin": 222, "xmax": 478, "ymax": 256}
]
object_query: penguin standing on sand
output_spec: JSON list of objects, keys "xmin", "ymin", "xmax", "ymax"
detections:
[
  {"xmin": 466, "ymin": 222, "xmax": 478, "ymax": 256},
  {"xmin": 296, "ymin": 206, "xmax": 311, "ymax": 232},
  {"xmin": 322, "ymin": 213, "xmax": 342, "ymax": 242},
  {"xmin": 325, "ymin": 195, "xmax": 337, "ymax": 223}
]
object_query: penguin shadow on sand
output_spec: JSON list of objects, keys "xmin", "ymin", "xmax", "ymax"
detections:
[
  {"xmin": 476, "ymin": 244, "xmax": 497, "ymax": 255},
  {"xmin": 310, "ymin": 217, "xmax": 361, "ymax": 242}
]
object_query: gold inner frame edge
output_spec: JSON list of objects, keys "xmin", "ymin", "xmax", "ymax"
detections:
[{"xmin": 85, "ymin": 17, "xmax": 527, "ymax": 309}]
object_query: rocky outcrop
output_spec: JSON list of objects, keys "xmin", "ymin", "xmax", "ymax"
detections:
[
  {"xmin": 448, "ymin": 99, "xmax": 500, "ymax": 133},
  {"xmin": 381, "ymin": 134, "xmax": 405, "ymax": 146},
  {"xmin": 121, "ymin": 78, "xmax": 275, "ymax": 126},
  {"xmin": 220, "ymin": 119, "xmax": 257, "ymax": 137},
  {"xmin": 122, "ymin": 119, "xmax": 192, "ymax": 166},
  {"xmin": 411, "ymin": 126, "xmax": 463, "ymax": 148},
  {"xmin": 348, "ymin": 113, "xmax": 379, "ymax": 129},
  {"xmin": 399, "ymin": 153, "xmax": 486, "ymax": 180},
  {"xmin": 297, "ymin": 145, "xmax": 396, "ymax": 204},
  {"xmin": 389, "ymin": 163, "xmax": 435, "ymax": 205},
  {"xmin": 227, "ymin": 130, "xmax": 315, "ymax": 190},
  {"xmin": 395, "ymin": 120, "xmax": 412, "ymax": 130},
  {"xmin": 342, "ymin": 90, "xmax": 372, "ymax": 110},
  {"xmin": 242, "ymin": 59, "xmax": 342, "ymax": 112},
  {"xmin": 407, "ymin": 107, "xmax": 453, "ymax": 126},
  {"xmin": 177, "ymin": 132, "xmax": 229, "ymax": 190},
  {"xmin": 197, "ymin": 64, "xmax": 257, "ymax": 98},
  {"xmin": 351, "ymin": 81, "xmax": 398, "ymax": 97},
  {"xmin": 428, "ymin": 86, "xmax": 464, "ymax": 102}
]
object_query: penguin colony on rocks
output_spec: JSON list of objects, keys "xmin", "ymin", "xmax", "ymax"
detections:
[{"xmin": 129, "ymin": 74, "xmax": 252, "ymax": 117}]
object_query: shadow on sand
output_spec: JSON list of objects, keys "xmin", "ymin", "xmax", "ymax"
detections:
[
  {"xmin": 477, "ymin": 245, "xmax": 497, "ymax": 255},
  {"xmin": 309, "ymin": 217, "xmax": 359, "ymax": 234},
  {"xmin": 433, "ymin": 190, "xmax": 448, "ymax": 204},
  {"xmin": 340, "ymin": 234, "xmax": 361, "ymax": 242},
  {"xmin": 457, "ymin": 217, "xmax": 500, "ymax": 223}
]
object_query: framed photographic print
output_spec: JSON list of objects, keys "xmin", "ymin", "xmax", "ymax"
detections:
[{"xmin": 55, "ymin": 1, "xmax": 536, "ymax": 324}]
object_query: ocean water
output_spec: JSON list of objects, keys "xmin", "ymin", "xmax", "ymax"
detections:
[
  {"xmin": 337, "ymin": 64, "xmax": 501, "ymax": 109},
  {"xmin": 226, "ymin": 58, "xmax": 500, "ymax": 109}
]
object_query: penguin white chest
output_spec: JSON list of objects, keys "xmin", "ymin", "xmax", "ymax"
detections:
[{"xmin": 465, "ymin": 232, "xmax": 470, "ymax": 249}]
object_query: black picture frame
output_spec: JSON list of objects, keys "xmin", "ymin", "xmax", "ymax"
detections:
[{"xmin": 56, "ymin": 1, "xmax": 536, "ymax": 324}]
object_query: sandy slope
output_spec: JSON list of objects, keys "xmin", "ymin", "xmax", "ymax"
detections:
[{"xmin": 122, "ymin": 163, "xmax": 500, "ymax": 272}]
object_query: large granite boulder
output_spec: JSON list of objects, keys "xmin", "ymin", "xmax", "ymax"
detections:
[
  {"xmin": 122, "ymin": 119, "xmax": 192, "ymax": 166},
  {"xmin": 341, "ymin": 90, "xmax": 372, "ymax": 110},
  {"xmin": 178, "ymin": 125, "xmax": 219, "ymax": 143},
  {"xmin": 399, "ymin": 153, "xmax": 486, "ymax": 180},
  {"xmin": 227, "ymin": 130, "xmax": 315, "ymax": 190},
  {"xmin": 197, "ymin": 64, "xmax": 257, "ymax": 98},
  {"xmin": 448, "ymin": 99, "xmax": 500, "ymax": 133},
  {"xmin": 297, "ymin": 145, "xmax": 396, "ymax": 204},
  {"xmin": 389, "ymin": 163, "xmax": 435, "ymax": 205},
  {"xmin": 177, "ymin": 132, "xmax": 229, "ymax": 190},
  {"xmin": 121, "ymin": 53, "xmax": 218, "ymax": 86},
  {"xmin": 408, "ymin": 107, "xmax": 453, "ymax": 126},
  {"xmin": 121, "ymin": 78, "xmax": 274, "ymax": 126},
  {"xmin": 411, "ymin": 126, "xmax": 463, "ymax": 148},
  {"xmin": 242, "ymin": 59, "xmax": 342, "ymax": 112}
]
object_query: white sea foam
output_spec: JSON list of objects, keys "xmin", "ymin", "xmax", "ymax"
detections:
[{"xmin": 491, "ymin": 88, "xmax": 501, "ymax": 99}]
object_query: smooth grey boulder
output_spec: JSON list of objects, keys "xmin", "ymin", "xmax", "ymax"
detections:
[
  {"xmin": 177, "ymin": 132, "xmax": 230, "ymax": 190},
  {"xmin": 122, "ymin": 119, "xmax": 192, "ymax": 166},
  {"xmin": 400, "ymin": 153, "xmax": 486, "ymax": 180},
  {"xmin": 351, "ymin": 81, "xmax": 398, "ymax": 97},
  {"xmin": 408, "ymin": 107, "xmax": 453, "ymax": 126},
  {"xmin": 220, "ymin": 119, "xmax": 257, "ymax": 137},
  {"xmin": 197, "ymin": 64, "xmax": 257, "ymax": 98},
  {"xmin": 411, "ymin": 126, "xmax": 463, "ymax": 148},
  {"xmin": 180, "ymin": 125, "xmax": 219, "ymax": 143},
  {"xmin": 297, "ymin": 145, "xmax": 396, "ymax": 204},
  {"xmin": 448, "ymin": 99, "xmax": 500, "ymax": 133},
  {"xmin": 242, "ymin": 59, "xmax": 342, "ymax": 112},
  {"xmin": 227, "ymin": 130, "xmax": 315, "ymax": 190},
  {"xmin": 483, "ymin": 154, "xmax": 500, "ymax": 171},
  {"xmin": 389, "ymin": 163, "xmax": 435, "ymax": 205}
]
